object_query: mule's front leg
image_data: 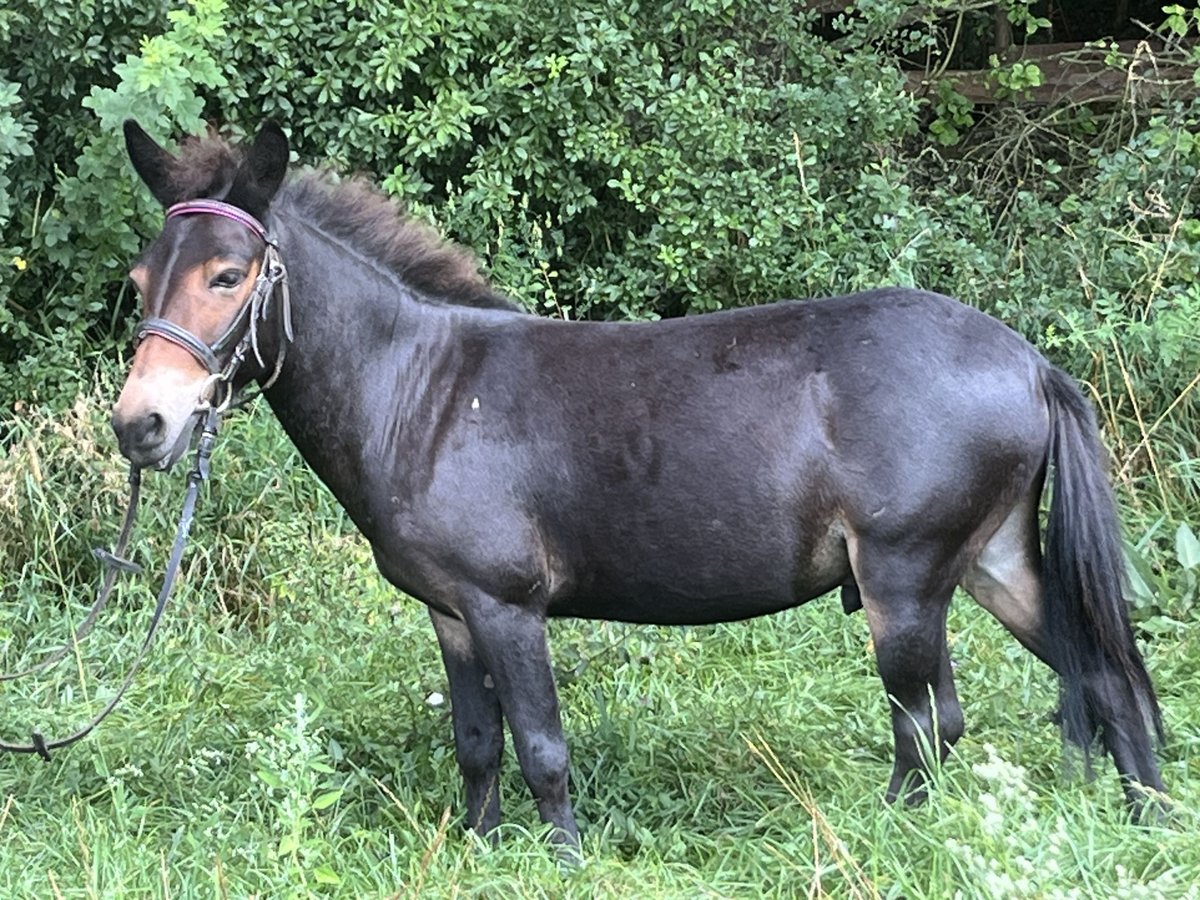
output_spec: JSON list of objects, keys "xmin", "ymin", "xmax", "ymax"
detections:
[
  {"xmin": 429, "ymin": 609, "xmax": 505, "ymax": 837},
  {"xmin": 458, "ymin": 590, "xmax": 580, "ymax": 855}
]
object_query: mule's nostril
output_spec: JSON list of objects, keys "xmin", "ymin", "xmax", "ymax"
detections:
[
  {"xmin": 139, "ymin": 412, "xmax": 165, "ymax": 445},
  {"xmin": 113, "ymin": 409, "xmax": 167, "ymax": 459}
]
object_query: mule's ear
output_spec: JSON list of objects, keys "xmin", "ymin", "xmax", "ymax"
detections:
[
  {"xmin": 124, "ymin": 119, "xmax": 180, "ymax": 207},
  {"xmin": 229, "ymin": 122, "xmax": 289, "ymax": 218}
]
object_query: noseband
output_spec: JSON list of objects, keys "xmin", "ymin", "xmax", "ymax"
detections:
[{"xmin": 135, "ymin": 199, "xmax": 293, "ymax": 408}]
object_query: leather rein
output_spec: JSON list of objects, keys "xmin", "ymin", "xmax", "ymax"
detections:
[{"xmin": 0, "ymin": 199, "xmax": 291, "ymax": 760}]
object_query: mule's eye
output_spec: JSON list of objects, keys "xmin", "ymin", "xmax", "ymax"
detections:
[{"xmin": 211, "ymin": 269, "xmax": 245, "ymax": 290}]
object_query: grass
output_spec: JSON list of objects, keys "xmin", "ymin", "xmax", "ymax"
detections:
[{"xmin": 1, "ymin": 387, "xmax": 1198, "ymax": 899}]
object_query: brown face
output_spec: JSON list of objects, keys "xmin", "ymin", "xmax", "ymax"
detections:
[{"xmin": 111, "ymin": 214, "xmax": 264, "ymax": 470}]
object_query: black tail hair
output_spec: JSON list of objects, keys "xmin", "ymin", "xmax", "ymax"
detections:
[{"xmin": 1040, "ymin": 366, "xmax": 1163, "ymax": 753}]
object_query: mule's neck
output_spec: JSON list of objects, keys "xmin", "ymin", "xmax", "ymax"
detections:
[{"xmin": 259, "ymin": 211, "xmax": 517, "ymax": 537}]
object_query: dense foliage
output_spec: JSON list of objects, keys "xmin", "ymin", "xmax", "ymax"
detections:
[{"xmin": 3, "ymin": 2, "xmax": 1197, "ymax": 440}]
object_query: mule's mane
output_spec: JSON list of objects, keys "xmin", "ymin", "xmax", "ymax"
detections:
[{"xmin": 164, "ymin": 132, "xmax": 519, "ymax": 311}]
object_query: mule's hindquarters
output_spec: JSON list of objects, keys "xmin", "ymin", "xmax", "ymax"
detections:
[
  {"xmin": 964, "ymin": 365, "xmax": 1164, "ymax": 811},
  {"xmin": 837, "ymin": 343, "xmax": 1051, "ymax": 805}
]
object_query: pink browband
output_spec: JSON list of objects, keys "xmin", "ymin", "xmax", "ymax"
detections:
[{"xmin": 165, "ymin": 199, "xmax": 270, "ymax": 243}]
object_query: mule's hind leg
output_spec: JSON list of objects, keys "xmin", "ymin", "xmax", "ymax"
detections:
[
  {"xmin": 851, "ymin": 542, "xmax": 964, "ymax": 804},
  {"xmin": 963, "ymin": 497, "xmax": 1165, "ymax": 805},
  {"xmin": 430, "ymin": 609, "xmax": 505, "ymax": 837},
  {"xmin": 961, "ymin": 490, "xmax": 1053, "ymax": 666}
]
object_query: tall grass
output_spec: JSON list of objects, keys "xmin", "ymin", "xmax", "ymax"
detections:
[{"xmin": 0, "ymin": 380, "xmax": 1197, "ymax": 898}]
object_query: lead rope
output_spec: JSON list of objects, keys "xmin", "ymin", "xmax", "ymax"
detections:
[
  {"xmin": 0, "ymin": 407, "xmax": 221, "ymax": 760},
  {"xmin": 0, "ymin": 468, "xmax": 142, "ymax": 684}
]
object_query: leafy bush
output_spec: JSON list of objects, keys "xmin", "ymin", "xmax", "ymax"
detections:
[
  {"xmin": 0, "ymin": 0, "xmax": 171, "ymax": 403},
  {"xmin": 0, "ymin": 80, "xmax": 35, "ymax": 228},
  {"xmin": 0, "ymin": 76, "xmax": 38, "ymax": 396}
]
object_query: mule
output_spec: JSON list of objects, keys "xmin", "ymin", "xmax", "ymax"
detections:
[{"xmin": 111, "ymin": 121, "xmax": 1165, "ymax": 850}]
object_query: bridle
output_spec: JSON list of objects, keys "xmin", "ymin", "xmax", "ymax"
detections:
[
  {"xmin": 0, "ymin": 199, "xmax": 292, "ymax": 759},
  {"xmin": 136, "ymin": 198, "xmax": 294, "ymax": 412}
]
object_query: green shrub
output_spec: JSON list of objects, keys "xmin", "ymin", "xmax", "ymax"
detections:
[{"xmin": 0, "ymin": 0, "xmax": 172, "ymax": 402}]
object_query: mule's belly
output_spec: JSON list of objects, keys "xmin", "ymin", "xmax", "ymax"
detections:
[
  {"xmin": 548, "ymin": 513, "xmax": 851, "ymax": 625},
  {"xmin": 549, "ymin": 574, "xmax": 845, "ymax": 624}
]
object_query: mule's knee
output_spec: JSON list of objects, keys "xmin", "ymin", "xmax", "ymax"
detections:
[
  {"xmin": 455, "ymin": 592, "xmax": 580, "ymax": 849},
  {"xmin": 512, "ymin": 730, "xmax": 578, "ymax": 854},
  {"xmin": 455, "ymin": 720, "xmax": 503, "ymax": 781},
  {"xmin": 888, "ymin": 697, "xmax": 960, "ymax": 768},
  {"xmin": 518, "ymin": 731, "xmax": 570, "ymax": 802},
  {"xmin": 872, "ymin": 620, "xmax": 962, "ymax": 803}
]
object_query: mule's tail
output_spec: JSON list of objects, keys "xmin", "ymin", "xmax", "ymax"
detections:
[{"xmin": 1040, "ymin": 366, "xmax": 1164, "ymax": 795}]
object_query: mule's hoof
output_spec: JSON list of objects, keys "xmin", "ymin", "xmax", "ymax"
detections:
[
  {"xmin": 548, "ymin": 824, "xmax": 583, "ymax": 870},
  {"xmin": 1128, "ymin": 788, "xmax": 1173, "ymax": 827},
  {"xmin": 885, "ymin": 768, "xmax": 931, "ymax": 808}
]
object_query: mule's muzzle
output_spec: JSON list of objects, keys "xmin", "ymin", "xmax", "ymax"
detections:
[{"xmin": 111, "ymin": 407, "xmax": 197, "ymax": 471}]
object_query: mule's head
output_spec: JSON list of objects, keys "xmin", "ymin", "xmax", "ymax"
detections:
[{"xmin": 112, "ymin": 121, "xmax": 289, "ymax": 470}]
